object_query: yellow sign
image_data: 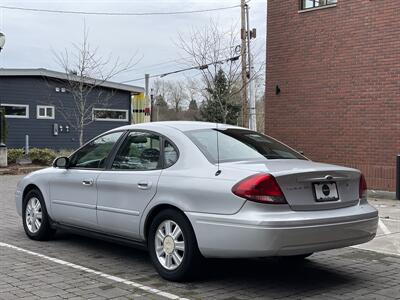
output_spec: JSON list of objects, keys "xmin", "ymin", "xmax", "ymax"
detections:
[{"xmin": 131, "ymin": 92, "xmax": 146, "ymax": 124}]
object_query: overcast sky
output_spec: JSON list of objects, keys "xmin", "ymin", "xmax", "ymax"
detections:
[{"xmin": 0, "ymin": 0, "xmax": 266, "ymax": 87}]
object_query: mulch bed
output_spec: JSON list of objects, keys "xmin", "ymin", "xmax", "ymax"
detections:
[{"xmin": 0, "ymin": 163, "xmax": 46, "ymax": 175}]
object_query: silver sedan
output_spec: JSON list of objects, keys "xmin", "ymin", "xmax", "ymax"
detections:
[{"xmin": 15, "ymin": 121, "xmax": 378, "ymax": 281}]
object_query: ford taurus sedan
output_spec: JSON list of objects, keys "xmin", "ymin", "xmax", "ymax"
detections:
[{"xmin": 16, "ymin": 121, "xmax": 378, "ymax": 281}]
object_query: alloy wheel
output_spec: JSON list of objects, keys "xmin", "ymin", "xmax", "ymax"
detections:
[
  {"xmin": 25, "ymin": 197, "xmax": 42, "ymax": 233},
  {"xmin": 155, "ymin": 220, "xmax": 185, "ymax": 270}
]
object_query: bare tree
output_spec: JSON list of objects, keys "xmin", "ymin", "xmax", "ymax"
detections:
[
  {"xmin": 176, "ymin": 21, "xmax": 240, "ymax": 123},
  {"xmin": 152, "ymin": 79, "xmax": 166, "ymax": 100},
  {"xmin": 185, "ymin": 77, "xmax": 201, "ymax": 105},
  {"xmin": 53, "ymin": 25, "xmax": 138, "ymax": 146},
  {"xmin": 255, "ymin": 77, "xmax": 266, "ymax": 133},
  {"xmin": 164, "ymin": 80, "xmax": 187, "ymax": 113},
  {"xmin": 176, "ymin": 20, "xmax": 264, "ymax": 124}
]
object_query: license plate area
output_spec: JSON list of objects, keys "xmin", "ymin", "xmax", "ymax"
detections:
[{"xmin": 313, "ymin": 182, "xmax": 339, "ymax": 202}]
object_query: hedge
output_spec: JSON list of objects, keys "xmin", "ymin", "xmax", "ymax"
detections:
[{"xmin": 7, "ymin": 148, "xmax": 72, "ymax": 165}]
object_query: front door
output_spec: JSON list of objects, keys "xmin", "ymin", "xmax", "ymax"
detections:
[
  {"xmin": 96, "ymin": 131, "xmax": 163, "ymax": 239},
  {"xmin": 50, "ymin": 131, "xmax": 125, "ymax": 230}
]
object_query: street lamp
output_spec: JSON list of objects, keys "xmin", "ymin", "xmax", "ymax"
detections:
[{"xmin": 0, "ymin": 32, "xmax": 5, "ymax": 52}]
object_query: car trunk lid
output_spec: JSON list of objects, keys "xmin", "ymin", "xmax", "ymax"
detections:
[{"xmin": 222, "ymin": 159, "xmax": 360, "ymax": 211}]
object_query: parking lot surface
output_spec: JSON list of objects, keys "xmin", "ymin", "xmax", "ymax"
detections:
[{"xmin": 1, "ymin": 175, "xmax": 400, "ymax": 300}]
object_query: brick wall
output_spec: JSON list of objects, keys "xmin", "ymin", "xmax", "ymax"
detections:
[{"xmin": 265, "ymin": 0, "xmax": 400, "ymax": 191}]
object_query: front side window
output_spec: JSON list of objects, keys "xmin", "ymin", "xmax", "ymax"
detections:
[
  {"xmin": 186, "ymin": 129, "xmax": 306, "ymax": 163},
  {"xmin": 69, "ymin": 131, "xmax": 124, "ymax": 169},
  {"xmin": 0, "ymin": 104, "xmax": 29, "ymax": 118},
  {"xmin": 37, "ymin": 105, "xmax": 55, "ymax": 119},
  {"xmin": 112, "ymin": 131, "xmax": 161, "ymax": 170},
  {"xmin": 301, "ymin": 0, "xmax": 337, "ymax": 10},
  {"xmin": 93, "ymin": 108, "xmax": 128, "ymax": 122}
]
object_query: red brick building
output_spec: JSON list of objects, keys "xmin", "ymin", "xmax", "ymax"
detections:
[{"xmin": 265, "ymin": 0, "xmax": 400, "ymax": 191}]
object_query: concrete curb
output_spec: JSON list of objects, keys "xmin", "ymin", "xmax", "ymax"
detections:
[
  {"xmin": 0, "ymin": 168, "xmax": 11, "ymax": 175},
  {"xmin": 0, "ymin": 166, "xmax": 45, "ymax": 175}
]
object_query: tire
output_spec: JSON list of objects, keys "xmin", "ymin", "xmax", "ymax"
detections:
[
  {"xmin": 22, "ymin": 189, "xmax": 56, "ymax": 241},
  {"xmin": 280, "ymin": 253, "xmax": 313, "ymax": 262},
  {"xmin": 148, "ymin": 209, "xmax": 201, "ymax": 282}
]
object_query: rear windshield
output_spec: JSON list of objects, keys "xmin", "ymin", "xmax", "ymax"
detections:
[{"xmin": 185, "ymin": 128, "xmax": 306, "ymax": 163}]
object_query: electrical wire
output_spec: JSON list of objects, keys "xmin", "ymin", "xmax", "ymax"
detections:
[
  {"xmin": 0, "ymin": 4, "xmax": 240, "ymax": 16},
  {"xmin": 130, "ymin": 44, "xmax": 242, "ymax": 76},
  {"xmin": 121, "ymin": 55, "xmax": 240, "ymax": 83}
]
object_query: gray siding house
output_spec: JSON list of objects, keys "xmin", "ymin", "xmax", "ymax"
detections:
[{"xmin": 0, "ymin": 69, "xmax": 144, "ymax": 149}]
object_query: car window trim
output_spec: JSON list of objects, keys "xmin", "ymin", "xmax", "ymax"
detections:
[
  {"xmin": 105, "ymin": 129, "xmax": 180, "ymax": 172},
  {"xmin": 67, "ymin": 130, "xmax": 128, "ymax": 171}
]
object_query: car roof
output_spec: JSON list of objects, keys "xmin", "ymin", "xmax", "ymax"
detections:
[{"xmin": 115, "ymin": 121, "xmax": 245, "ymax": 132}]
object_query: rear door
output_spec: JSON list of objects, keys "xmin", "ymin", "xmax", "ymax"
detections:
[
  {"xmin": 50, "ymin": 131, "xmax": 125, "ymax": 229},
  {"xmin": 96, "ymin": 131, "xmax": 166, "ymax": 239}
]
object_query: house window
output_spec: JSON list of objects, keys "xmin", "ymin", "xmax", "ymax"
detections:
[
  {"xmin": 301, "ymin": 0, "xmax": 337, "ymax": 10},
  {"xmin": 93, "ymin": 108, "xmax": 129, "ymax": 122},
  {"xmin": 37, "ymin": 105, "xmax": 55, "ymax": 119},
  {"xmin": 0, "ymin": 104, "xmax": 29, "ymax": 118}
]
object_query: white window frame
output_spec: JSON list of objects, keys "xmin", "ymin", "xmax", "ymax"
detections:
[
  {"xmin": 0, "ymin": 103, "xmax": 29, "ymax": 119},
  {"xmin": 36, "ymin": 105, "xmax": 55, "ymax": 119},
  {"xmin": 300, "ymin": 0, "xmax": 337, "ymax": 11},
  {"xmin": 92, "ymin": 108, "xmax": 129, "ymax": 122}
]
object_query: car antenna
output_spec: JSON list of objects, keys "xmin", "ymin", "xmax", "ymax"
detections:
[{"xmin": 215, "ymin": 122, "xmax": 222, "ymax": 176}]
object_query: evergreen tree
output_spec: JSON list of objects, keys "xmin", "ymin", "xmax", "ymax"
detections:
[
  {"xmin": 188, "ymin": 99, "xmax": 198, "ymax": 111},
  {"xmin": 155, "ymin": 95, "xmax": 168, "ymax": 110},
  {"xmin": 199, "ymin": 69, "xmax": 240, "ymax": 124}
]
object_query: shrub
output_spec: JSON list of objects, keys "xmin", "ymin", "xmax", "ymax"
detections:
[
  {"xmin": 57, "ymin": 149, "xmax": 73, "ymax": 158},
  {"xmin": 0, "ymin": 108, "xmax": 7, "ymax": 144},
  {"xmin": 7, "ymin": 148, "xmax": 25, "ymax": 164},
  {"xmin": 29, "ymin": 148, "xmax": 58, "ymax": 165},
  {"xmin": 7, "ymin": 148, "xmax": 73, "ymax": 165}
]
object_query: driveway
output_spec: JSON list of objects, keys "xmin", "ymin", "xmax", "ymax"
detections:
[{"xmin": 1, "ymin": 175, "xmax": 400, "ymax": 300}]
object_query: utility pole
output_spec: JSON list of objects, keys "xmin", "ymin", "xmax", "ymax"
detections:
[
  {"xmin": 240, "ymin": 0, "xmax": 248, "ymax": 128},
  {"xmin": 246, "ymin": 4, "xmax": 257, "ymax": 131},
  {"xmin": 144, "ymin": 73, "xmax": 150, "ymax": 122},
  {"xmin": 150, "ymin": 88, "xmax": 154, "ymax": 122}
]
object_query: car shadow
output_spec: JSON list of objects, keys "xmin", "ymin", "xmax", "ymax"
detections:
[{"xmin": 52, "ymin": 231, "xmax": 358, "ymax": 296}]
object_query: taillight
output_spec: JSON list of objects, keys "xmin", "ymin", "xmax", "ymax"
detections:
[
  {"xmin": 232, "ymin": 173, "xmax": 287, "ymax": 204},
  {"xmin": 359, "ymin": 173, "xmax": 367, "ymax": 201}
]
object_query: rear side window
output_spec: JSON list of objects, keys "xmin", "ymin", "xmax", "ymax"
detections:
[
  {"xmin": 185, "ymin": 129, "xmax": 306, "ymax": 163},
  {"xmin": 112, "ymin": 131, "xmax": 161, "ymax": 170},
  {"xmin": 164, "ymin": 140, "xmax": 178, "ymax": 168}
]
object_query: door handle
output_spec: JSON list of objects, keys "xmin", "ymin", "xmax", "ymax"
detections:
[
  {"xmin": 82, "ymin": 179, "xmax": 94, "ymax": 186},
  {"xmin": 137, "ymin": 181, "xmax": 152, "ymax": 190}
]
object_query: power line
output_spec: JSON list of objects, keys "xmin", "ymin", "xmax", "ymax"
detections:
[
  {"xmin": 131, "ymin": 44, "xmax": 242, "ymax": 76},
  {"xmin": 0, "ymin": 4, "xmax": 240, "ymax": 16},
  {"xmin": 136, "ymin": 57, "xmax": 188, "ymax": 71},
  {"xmin": 121, "ymin": 55, "xmax": 240, "ymax": 83}
]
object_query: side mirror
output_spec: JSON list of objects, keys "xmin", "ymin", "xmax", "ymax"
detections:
[{"xmin": 53, "ymin": 156, "xmax": 69, "ymax": 169}]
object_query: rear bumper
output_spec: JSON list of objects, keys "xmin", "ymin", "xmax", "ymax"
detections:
[{"xmin": 186, "ymin": 202, "xmax": 378, "ymax": 258}]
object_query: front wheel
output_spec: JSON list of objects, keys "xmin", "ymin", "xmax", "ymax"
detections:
[
  {"xmin": 22, "ymin": 189, "xmax": 55, "ymax": 240},
  {"xmin": 148, "ymin": 209, "xmax": 201, "ymax": 282}
]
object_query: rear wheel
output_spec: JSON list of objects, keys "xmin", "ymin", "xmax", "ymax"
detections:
[
  {"xmin": 148, "ymin": 209, "xmax": 201, "ymax": 281},
  {"xmin": 280, "ymin": 253, "xmax": 313, "ymax": 261},
  {"xmin": 22, "ymin": 189, "xmax": 55, "ymax": 240}
]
